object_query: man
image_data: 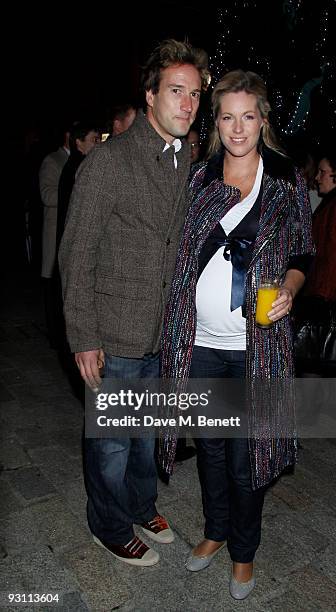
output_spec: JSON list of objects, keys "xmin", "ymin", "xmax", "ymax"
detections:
[
  {"xmin": 187, "ymin": 127, "xmax": 201, "ymax": 164},
  {"xmin": 53, "ymin": 122, "xmax": 101, "ymax": 367},
  {"xmin": 106, "ymin": 103, "xmax": 136, "ymax": 139},
  {"xmin": 39, "ymin": 126, "xmax": 70, "ymax": 347},
  {"xmin": 59, "ymin": 39, "xmax": 209, "ymax": 566},
  {"xmin": 305, "ymin": 153, "xmax": 336, "ymax": 302},
  {"xmin": 56, "ymin": 121, "xmax": 101, "ymax": 249},
  {"xmin": 294, "ymin": 153, "xmax": 336, "ymax": 377}
]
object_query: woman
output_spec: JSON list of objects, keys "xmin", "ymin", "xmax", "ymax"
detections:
[
  {"xmin": 304, "ymin": 152, "xmax": 336, "ymax": 303},
  {"xmin": 295, "ymin": 152, "xmax": 336, "ymax": 375},
  {"xmin": 160, "ymin": 70, "xmax": 314, "ymax": 600}
]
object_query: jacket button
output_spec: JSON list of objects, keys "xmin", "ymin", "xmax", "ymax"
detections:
[
  {"xmin": 163, "ymin": 281, "xmax": 167, "ymax": 288},
  {"xmin": 166, "ymin": 238, "xmax": 170, "ymax": 245}
]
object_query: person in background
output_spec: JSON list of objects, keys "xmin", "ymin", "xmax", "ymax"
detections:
[
  {"xmin": 296, "ymin": 152, "xmax": 336, "ymax": 376},
  {"xmin": 59, "ymin": 39, "xmax": 209, "ymax": 567},
  {"xmin": 52, "ymin": 122, "xmax": 101, "ymax": 386},
  {"xmin": 304, "ymin": 152, "xmax": 321, "ymax": 213},
  {"xmin": 304, "ymin": 152, "xmax": 336, "ymax": 302},
  {"xmin": 21, "ymin": 126, "xmax": 45, "ymax": 275},
  {"xmin": 56, "ymin": 122, "xmax": 101, "ymax": 249},
  {"xmin": 187, "ymin": 127, "xmax": 201, "ymax": 164},
  {"xmin": 39, "ymin": 125, "xmax": 70, "ymax": 347},
  {"xmin": 160, "ymin": 69, "xmax": 313, "ymax": 599},
  {"xmin": 296, "ymin": 149, "xmax": 321, "ymax": 213},
  {"xmin": 106, "ymin": 103, "xmax": 136, "ymax": 139}
]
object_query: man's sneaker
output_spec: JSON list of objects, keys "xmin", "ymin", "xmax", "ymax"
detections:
[
  {"xmin": 93, "ymin": 535, "xmax": 159, "ymax": 566},
  {"xmin": 141, "ymin": 514, "xmax": 175, "ymax": 544}
]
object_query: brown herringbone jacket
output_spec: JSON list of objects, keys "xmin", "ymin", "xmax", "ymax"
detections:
[{"xmin": 59, "ymin": 111, "xmax": 191, "ymax": 357}]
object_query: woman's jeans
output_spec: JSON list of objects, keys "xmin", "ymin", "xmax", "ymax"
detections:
[
  {"xmin": 190, "ymin": 345, "xmax": 265, "ymax": 563},
  {"xmin": 85, "ymin": 352, "xmax": 159, "ymax": 545}
]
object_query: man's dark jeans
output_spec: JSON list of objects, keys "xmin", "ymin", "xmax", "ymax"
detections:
[
  {"xmin": 85, "ymin": 352, "xmax": 159, "ymax": 544},
  {"xmin": 190, "ymin": 345, "xmax": 265, "ymax": 563}
]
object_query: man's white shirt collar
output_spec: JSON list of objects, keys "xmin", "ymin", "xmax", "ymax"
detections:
[{"xmin": 162, "ymin": 139, "xmax": 182, "ymax": 168}]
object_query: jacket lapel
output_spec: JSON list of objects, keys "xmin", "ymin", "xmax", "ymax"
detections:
[
  {"xmin": 190, "ymin": 146, "xmax": 296, "ymax": 264},
  {"xmin": 189, "ymin": 175, "xmax": 240, "ymax": 249},
  {"xmin": 175, "ymin": 143, "xmax": 191, "ymax": 205},
  {"xmin": 249, "ymin": 173, "xmax": 292, "ymax": 270},
  {"xmin": 153, "ymin": 141, "xmax": 194, "ymax": 239},
  {"xmin": 142, "ymin": 146, "xmax": 177, "ymax": 202},
  {"xmin": 132, "ymin": 111, "xmax": 181, "ymax": 218}
]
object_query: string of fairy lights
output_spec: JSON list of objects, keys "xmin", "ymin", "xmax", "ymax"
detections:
[
  {"xmin": 282, "ymin": 4, "xmax": 331, "ymax": 135},
  {"xmin": 202, "ymin": 1, "xmax": 335, "ymax": 145}
]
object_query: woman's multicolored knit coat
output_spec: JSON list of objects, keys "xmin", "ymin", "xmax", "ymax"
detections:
[{"xmin": 160, "ymin": 146, "xmax": 314, "ymax": 489}]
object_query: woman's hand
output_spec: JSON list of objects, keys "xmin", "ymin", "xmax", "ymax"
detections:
[
  {"xmin": 267, "ymin": 268, "xmax": 305, "ymax": 322},
  {"xmin": 267, "ymin": 287, "xmax": 293, "ymax": 322}
]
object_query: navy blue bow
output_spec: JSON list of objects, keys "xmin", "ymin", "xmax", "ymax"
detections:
[{"xmin": 216, "ymin": 237, "xmax": 253, "ymax": 312}]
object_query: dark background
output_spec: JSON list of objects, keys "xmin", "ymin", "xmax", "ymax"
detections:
[
  {"xmin": 4, "ymin": 1, "xmax": 335, "ymax": 276},
  {"xmin": 10, "ymin": 5, "xmax": 214, "ymax": 140},
  {"xmin": 10, "ymin": 1, "xmax": 335, "ymax": 149}
]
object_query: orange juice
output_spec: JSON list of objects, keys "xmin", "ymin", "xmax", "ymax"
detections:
[{"xmin": 255, "ymin": 283, "xmax": 279, "ymax": 328}]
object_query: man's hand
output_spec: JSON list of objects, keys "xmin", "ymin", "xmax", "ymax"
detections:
[{"xmin": 75, "ymin": 348, "xmax": 105, "ymax": 391}]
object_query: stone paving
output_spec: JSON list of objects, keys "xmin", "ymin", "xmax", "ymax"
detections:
[{"xmin": 0, "ymin": 278, "xmax": 336, "ymax": 611}]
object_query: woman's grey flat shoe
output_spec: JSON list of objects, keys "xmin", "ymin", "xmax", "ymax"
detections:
[
  {"xmin": 229, "ymin": 574, "xmax": 256, "ymax": 600},
  {"xmin": 185, "ymin": 542, "xmax": 225, "ymax": 572}
]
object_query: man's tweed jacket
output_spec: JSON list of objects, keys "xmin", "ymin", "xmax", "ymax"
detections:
[{"xmin": 59, "ymin": 111, "xmax": 191, "ymax": 357}]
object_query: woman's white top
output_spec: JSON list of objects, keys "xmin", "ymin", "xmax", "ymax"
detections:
[{"xmin": 195, "ymin": 157, "xmax": 263, "ymax": 351}]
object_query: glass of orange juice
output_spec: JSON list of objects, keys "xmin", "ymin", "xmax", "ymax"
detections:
[{"xmin": 255, "ymin": 280, "xmax": 279, "ymax": 329}]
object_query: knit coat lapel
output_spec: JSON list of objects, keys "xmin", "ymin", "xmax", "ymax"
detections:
[{"xmin": 249, "ymin": 173, "xmax": 292, "ymax": 271}]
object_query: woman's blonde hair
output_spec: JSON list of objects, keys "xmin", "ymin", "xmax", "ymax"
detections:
[{"xmin": 207, "ymin": 69, "xmax": 284, "ymax": 158}]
